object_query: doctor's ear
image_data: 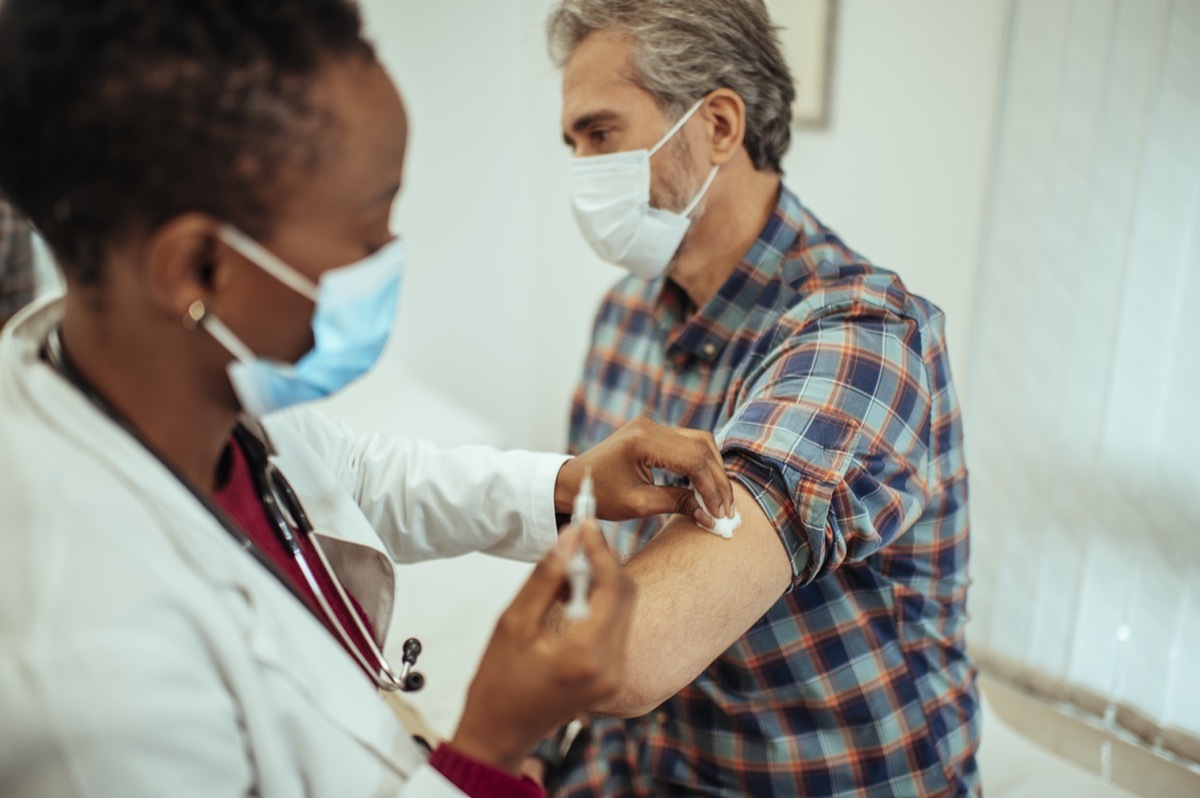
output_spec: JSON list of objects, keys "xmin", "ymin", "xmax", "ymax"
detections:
[
  {"xmin": 699, "ymin": 89, "xmax": 747, "ymax": 167},
  {"xmin": 141, "ymin": 213, "xmax": 226, "ymax": 324}
]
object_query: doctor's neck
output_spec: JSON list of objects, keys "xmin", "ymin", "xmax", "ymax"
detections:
[
  {"xmin": 60, "ymin": 286, "xmax": 240, "ymax": 498},
  {"xmin": 666, "ymin": 156, "xmax": 781, "ymax": 311}
]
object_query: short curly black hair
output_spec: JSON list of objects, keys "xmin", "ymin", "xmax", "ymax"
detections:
[{"xmin": 0, "ymin": 0, "xmax": 376, "ymax": 284}]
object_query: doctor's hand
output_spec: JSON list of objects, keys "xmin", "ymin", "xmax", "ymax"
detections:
[
  {"xmin": 555, "ymin": 417, "xmax": 735, "ymax": 527},
  {"xmin": 449, "ymin": 523, "xmax": 634, "ymax": 776}
]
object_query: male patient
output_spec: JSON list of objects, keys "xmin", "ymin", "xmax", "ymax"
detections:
[{"xmin": 539, "ymin": 1, "xmax": 979, "ymax": 796}]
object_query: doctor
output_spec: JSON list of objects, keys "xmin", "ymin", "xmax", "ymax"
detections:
[{"xmin": 0, "ymin": 1, "xmax": 734, "ymax": 796}]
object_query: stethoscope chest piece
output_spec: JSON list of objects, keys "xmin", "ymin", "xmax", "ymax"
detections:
[{"xmin": 392, "ymin": 637, "xmax": 424, "ymax": 693}]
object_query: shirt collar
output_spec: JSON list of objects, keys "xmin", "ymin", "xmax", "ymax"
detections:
[{"xmin": 660, "ymin": 186, "xmax": 809, "ymax": 364}]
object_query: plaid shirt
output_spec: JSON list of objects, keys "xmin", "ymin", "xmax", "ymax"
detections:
[
  {"xmin": 0, "ymin": 197, "xmax": 35, "ymax": 328},
  {"xmin": 553, "ymin": 187, "xmax": 979, "ymax": 797}
]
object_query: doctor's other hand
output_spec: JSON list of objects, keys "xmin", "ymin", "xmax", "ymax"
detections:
[
  {"xmin": 555, "ymin": 416, "xmax": 735, "ymax": 526},
  {"xmin": 449, "ymin": 523, "xmax": 635, "ymax": 776}
]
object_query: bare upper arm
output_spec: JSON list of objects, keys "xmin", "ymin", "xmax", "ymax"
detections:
[{"xmin": 588, "ymin": 480, "xmax": 793, "ymax": 717}]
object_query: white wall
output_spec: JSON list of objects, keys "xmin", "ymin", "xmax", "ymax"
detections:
[{"xmin": 355, "ymin": 0, "xmax": 1010, "ymax": 453}]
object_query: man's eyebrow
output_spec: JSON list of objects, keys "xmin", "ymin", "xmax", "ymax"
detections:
[{"xmin": 563, "ymin": 110, "xmax": 621, "ymax": 146}]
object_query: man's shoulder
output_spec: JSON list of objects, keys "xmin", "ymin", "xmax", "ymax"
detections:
[
  {"xmin": 776, "ymin": 235, "xmax": 943, "ymax": 342},
  {"xmin": 712, "ymin": 207, "xmax": 943, "ymax": 374},
  {"xmin": 792, "ymin": 265, "xmax": 937, "ymax": 324}
]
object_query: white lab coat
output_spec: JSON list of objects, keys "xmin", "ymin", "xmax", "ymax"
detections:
[{"xmin": 0, "ymin": 298, "xmax": 569, "ymax": 797}]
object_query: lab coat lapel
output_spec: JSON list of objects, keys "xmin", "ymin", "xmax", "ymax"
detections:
[
  {"xmin": 242, "ymin": 414, "xmax": 400, "ymax": 648},
  {"xmin": 311, "ymin": 533, "xmax": 397, "ymax": 649}
]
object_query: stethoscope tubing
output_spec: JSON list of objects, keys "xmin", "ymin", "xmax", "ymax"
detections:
[{"xmin": 235, "ymin": 416, "xmax": 417, "ymax": 693}]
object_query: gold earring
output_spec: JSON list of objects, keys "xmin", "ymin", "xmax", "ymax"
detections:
[{"xmin": 183, "ymin": 300, "xmax": 207, "ymax": 331}]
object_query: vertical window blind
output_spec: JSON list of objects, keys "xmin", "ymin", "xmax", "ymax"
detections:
[{"xmin": 966, "ymin": 0, "xmax": 1200, "ymax": 767}]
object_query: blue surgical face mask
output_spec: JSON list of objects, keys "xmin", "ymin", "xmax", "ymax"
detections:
[{"xmin": 203, "ymin": 224, "xmax": 404, "ymax": 417}]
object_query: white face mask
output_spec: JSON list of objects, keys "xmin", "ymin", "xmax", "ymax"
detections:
[{"xmin": 569, "ymin": 99, "xmax": 720, "ymax": 280}]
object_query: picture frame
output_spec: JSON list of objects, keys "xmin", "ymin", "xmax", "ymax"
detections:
[{"xmin": 765, "ymin": 0, "xmax": 836, "ymax": 128}]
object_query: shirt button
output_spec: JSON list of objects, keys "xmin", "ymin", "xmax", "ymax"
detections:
[
  {"xmin": 656, "ymin": 711, "xmax": 669, "ymax": 725},
  {"xmin": 701, "ymin": 342, "xmax": 717, "ymax": 357}
]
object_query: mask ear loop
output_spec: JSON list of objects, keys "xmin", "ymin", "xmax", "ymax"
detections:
[
  {"xmin": 649, "ymin": 97, "xmax": 707, "ymax": 158},
  {"xmin": 683, "ymin": 166, "xmax": 721, "ymax": 218},
  {"xmin": 218, "ymin": 224, "xmax": 319, "ymax": 302},
  {"xmin": 202, "ymin": 313, "xmax": 258, "ymax": 364},
  {"xmin": 647, "ymin": 97, "xmax": 721, "ymax": 218},
  {"xmin": 183, "ymin": 297, "xmax": 257, "ymax": 365}
]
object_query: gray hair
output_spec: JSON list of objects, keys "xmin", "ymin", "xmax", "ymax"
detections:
[{"xmin": 547, "ymin": 0, "xmax": 795, "ymax": 173}]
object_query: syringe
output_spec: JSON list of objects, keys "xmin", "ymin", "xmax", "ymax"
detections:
[{"xmin": 565, "ymin": 469, "xmax": 596, "ymax": 621}]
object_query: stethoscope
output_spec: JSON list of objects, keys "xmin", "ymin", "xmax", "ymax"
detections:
[
  {"xmin": 43, "ymin": 327, "xmax": 424, "ymax": 693},
  {"xmin": 235, "ymin": 424, "xmax": 425, "ymax": 692}
]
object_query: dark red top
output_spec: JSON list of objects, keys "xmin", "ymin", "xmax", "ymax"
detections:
[
  {"xmin": 429, "ymin": 745, "xmax": 544, "ymax": 797},
  {"xmin": 213, "ymin": 436, "xmax": 542, "ymax": 797},
  {"xmin": 213, "ymin": 435, "xmax": 379, "ymax": 681}
]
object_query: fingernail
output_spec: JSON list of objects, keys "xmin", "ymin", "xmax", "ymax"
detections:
[{"xmin": 694, "ymin": 508, "xmax": 714, "ymax": 529}]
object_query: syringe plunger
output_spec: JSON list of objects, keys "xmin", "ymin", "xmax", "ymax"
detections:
[{"xmin": 565, "ymin": 470, "xmax": 595, "ymax": 621}]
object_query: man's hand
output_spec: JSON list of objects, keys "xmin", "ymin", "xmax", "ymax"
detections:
[
  {"xmin": 450, "ymin": 523, "xmax": 635, "ymax": 775},
  {"xmin": 555, "ymin": 417, "xmax": 734, "ymax": 526}
]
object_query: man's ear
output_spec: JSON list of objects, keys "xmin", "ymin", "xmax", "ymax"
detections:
[
  {"xmin": 140, "ymin": 213, "xmax": 227, "ymax": 322},
  {"xmin": 700, "ymin": 89, "xmax": 747, "ymax": 167}
]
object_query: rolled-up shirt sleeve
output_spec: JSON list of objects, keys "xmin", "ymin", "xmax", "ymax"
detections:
[{"xmin": 717, "ymin": 305, "xmax": 933, "ymax": 589}]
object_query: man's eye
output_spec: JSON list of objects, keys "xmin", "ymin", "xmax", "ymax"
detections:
[{"xmin": 590, "ymin": 129, "xmax": 610, "ymax": 145}]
